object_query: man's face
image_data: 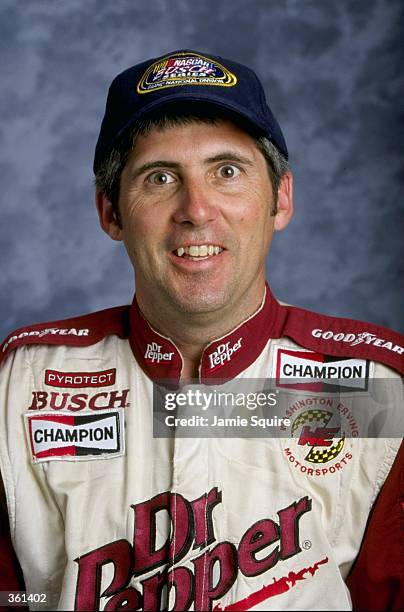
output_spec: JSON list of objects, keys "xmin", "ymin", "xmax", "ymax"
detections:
[{"xmin": 112, "ymin": 120, "xmax": 291, "ymax": 317}]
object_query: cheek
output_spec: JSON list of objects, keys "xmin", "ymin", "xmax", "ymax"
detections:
[
  {"xmin": 120, "ymin": 196, "xmax": 158, "ymax": 237},
  {"xmin": 237, "ymin": 190, "xmax": 273, "ymax": 226}
]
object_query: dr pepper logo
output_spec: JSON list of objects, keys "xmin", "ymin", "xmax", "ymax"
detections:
[
  {"xmin": 74, "ymin": 489, "xmax": 320, "ymax": 611},
  {"xmin": 137, "ymin": 52, "xmax": 237, "ymax": 93}
]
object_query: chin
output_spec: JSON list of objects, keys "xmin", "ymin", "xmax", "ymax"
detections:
[{"xmin": 169, "ymin": 285, "xmax": 232, "ymax": 315}]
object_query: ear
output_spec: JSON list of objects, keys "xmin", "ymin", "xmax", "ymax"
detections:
[
  {"xmin": 274, "ymin": 170, "xmax": 293, "ymax": 231},
  {"xmin": 95, "ymin": 190, "xmax": 123, "ymax": 241}
]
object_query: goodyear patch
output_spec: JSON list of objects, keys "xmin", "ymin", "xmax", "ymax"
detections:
[{"xmin": 137, "ymin": 51, "xmax": 237, "ymax": 94}]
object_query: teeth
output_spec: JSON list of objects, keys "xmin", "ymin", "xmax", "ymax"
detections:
[{"xmin": 175, "ymin": 245, "xmax": 223, "ymax": 257}]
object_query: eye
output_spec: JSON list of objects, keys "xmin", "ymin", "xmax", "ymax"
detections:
[
  {"xmin": 217, "ymin": 164, "xmax": 241, "ymax": 179},
  {"xmin": 147, "ymin": 171, "xmax": 175, "ymax": 185}
]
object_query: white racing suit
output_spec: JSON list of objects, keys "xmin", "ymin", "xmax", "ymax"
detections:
[{"xmin": 0, "ymin": 284, "xmax": 403, "ymax": 611}]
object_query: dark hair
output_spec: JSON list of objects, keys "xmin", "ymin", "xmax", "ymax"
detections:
[{"xmin": 95, "ymin": 105, "xmax": 289, "ymax": 218}]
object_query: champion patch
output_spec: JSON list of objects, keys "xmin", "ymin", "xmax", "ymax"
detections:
[
  {"xmin": 26, "ymin": 409, "xmax": 124, "ymax": 463},
  {"xmin": 273, "ymin": 347, "xmax": 371, "ymax": 392},
  {"xmin": 137, "ymin": 52, "xmax": 237, "ymax": 94}
]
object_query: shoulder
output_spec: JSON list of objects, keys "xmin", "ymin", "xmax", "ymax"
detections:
[
  {"xmin": 279, "ymin": 303, "xmax": 404, "ymax": 376},
  {"xmin": 0, "ymin": 305, "xmax": 131, "ymax": 367}
]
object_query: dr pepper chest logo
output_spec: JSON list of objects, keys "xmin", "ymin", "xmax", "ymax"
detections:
[
  {"xmin": 137, "ymin": 52, "xmax": 237, "ymax": 93},
  {"xmin": 74, "ymin": 489, "xmax": 324, "ymax": 611}
]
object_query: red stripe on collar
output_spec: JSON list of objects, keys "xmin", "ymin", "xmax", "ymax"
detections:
[
  {"xmin": 199, "ymin": 285, "xmax": 286, "ymax": 383},
  {"xmin": 129, "ymin": 284, "xmax": 286, "ymax": 384},
  {"xmin": 129, "ymin": 300, "xmax": 183, "ymax": 383}
]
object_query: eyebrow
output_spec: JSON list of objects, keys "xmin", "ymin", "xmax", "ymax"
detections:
[
  {"xmin": 204, "ymin": 152, "xmax": 254, "ymax": 166},
  {"xmin": 130, "ymin": 161, "xmax": 180, "ymax": 181},
  {"xmin": 129, "ymin": 152, "xmax": 254, "ymax": 181}
]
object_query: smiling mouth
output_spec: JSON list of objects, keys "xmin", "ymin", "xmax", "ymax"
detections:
[{"xmin": 173, "ymin": 245, "xmax": 224, "ymax": 259}]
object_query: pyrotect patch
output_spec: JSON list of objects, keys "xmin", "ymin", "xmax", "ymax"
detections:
[
  {"xmin": 44, "ymin": 368, "xmax": 116, "ymax": 388},
  {"xmin": 26, "ymin": 409, "xmax": 124, "ymax": 463},
  {"xmin": 137, "ymin": 51, "xmax": 237, "ymax": 94},
  {"xmin": 273, "ymin": 347, "xmax": 371, "ymax": 392}
]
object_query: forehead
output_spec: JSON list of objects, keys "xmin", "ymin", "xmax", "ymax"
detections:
[{"xmin": 129, "ymin": 118, "xmax": 265, "ymax": 163}]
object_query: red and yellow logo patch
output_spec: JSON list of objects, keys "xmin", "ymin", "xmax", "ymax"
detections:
[{"xmin": 137, "ymin": 52, "xmax": 237, "ymax": 94}]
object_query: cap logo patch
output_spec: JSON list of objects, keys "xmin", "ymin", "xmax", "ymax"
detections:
[{"xmin": 137, "ymin": 52, "xmax": 237, "ymax": 94}]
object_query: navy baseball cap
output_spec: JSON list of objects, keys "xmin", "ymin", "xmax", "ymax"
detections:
[{"xmin": 93, "ymin": 49, "xmax": 288, "ymax": 173}]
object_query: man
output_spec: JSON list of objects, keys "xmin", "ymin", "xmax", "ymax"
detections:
[{"xmin": 0, "ymin": 50, "xmax": 402, "ymax": 611}]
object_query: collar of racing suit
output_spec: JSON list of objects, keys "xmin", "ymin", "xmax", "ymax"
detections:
[{"xmin": 128, "ymin": 283, "xmax": 285, "ymax": 384}]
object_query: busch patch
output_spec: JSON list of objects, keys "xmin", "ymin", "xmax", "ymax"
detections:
[
  {"xmin": 26, "ymin": 410, "xmax": 124, "ymax": 462},
  {"xmin": 137, "ymin": 52, "xmax": 237, "ymax": 94},
  {"xmin": 281, "ymin": 397, "xmax": 358, "ymax": 476},
  {"xmin": 273, "ymin": 347, "xmax": 370, "ymax": 392},
  {"xmin": 45, "ymin": 368, "xmax": 116, "ymax": 388},
  {"xmin": 74, "ymin": 489, "xmax": 318, "ymax": 611},
  {"xmin": 27, "ymin": 389, "xmax": 129, "ymax": 412}
]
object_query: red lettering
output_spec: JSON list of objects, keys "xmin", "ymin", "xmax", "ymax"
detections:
[
  {"xmin": 74, "ymin": 539, "xmax": 133, "ymax": 611},
  {"xmin": 191, "ymin": 487, "xmax": 222, "ymax": 549},
  {"xmin": 68, "ymin": 393, "xmax": 88, "ymax": 411},
  {"xmin": 140, "ymin": 571, "xmax": 167, "ymax": 611},
  {"xmin": 132, "ymin": 492, "xmax": 193, "ymax": 576},
  {"xmin": 28, "ymin": 391, "xmax": 48, "ymax": 410},
  {"xmin": 108, "ymin": 389, "xmax": 129, "ymax": 408},
  {"xmin": 49, "ymin": 391, "xmax": 69, "ymax": 410},
  {"xmin": 238, "ymin": 519, "xmax": 279, "ymax": 577},
  {"xmin": 73, "ymin": 492, "xmax": 313, "ymax": 611},
  {"xmin": 166, "ymin": 566, "xmax": 194, "ymax": 611},
  {"xmin": 278, "ymin": 496, "xmax": 312, "ymax": 559},
  {"xmin": 193, "ymin": 542, "xmax": 237, "ymax": 611},
  {"xmin": 104, "ymin": 588, "xmax": 142, "ymax": 611},
  {"xmin": 89, "ymin": 392, "xmax": 109, "ymax": 409},
  {"xmin": 298, "ymin": 426, "xmax": 340, "ymax": 447}
]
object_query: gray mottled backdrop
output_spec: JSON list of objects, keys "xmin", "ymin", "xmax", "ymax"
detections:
[{"xmin": 1, "ymin": 0, "xmax": 403, "ymax": 341}]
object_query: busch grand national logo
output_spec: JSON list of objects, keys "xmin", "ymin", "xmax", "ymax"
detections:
[
  {"xmin": 282, "ymin": 397, "xmax": 358, "ymax": 477},
  {"xmin": 74, "ymin": 489, "xmax": 318, "ymax": 611},
  {"xmin": 137, "ymin": 52, "xmax": 237, "ymax": 94},
  {"xmin": 208, "ymin": 338, "xmax": 242, "ymax": 369}
]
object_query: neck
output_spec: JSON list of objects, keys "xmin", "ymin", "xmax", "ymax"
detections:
[{"xmin": 137, "ymin": 285, "xmax": 266, "ymax": 380}]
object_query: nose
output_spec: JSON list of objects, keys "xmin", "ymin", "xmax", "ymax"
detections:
[{"xmin": 172, "ymin": 178, "xmax": 217, "ymax": 226}]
